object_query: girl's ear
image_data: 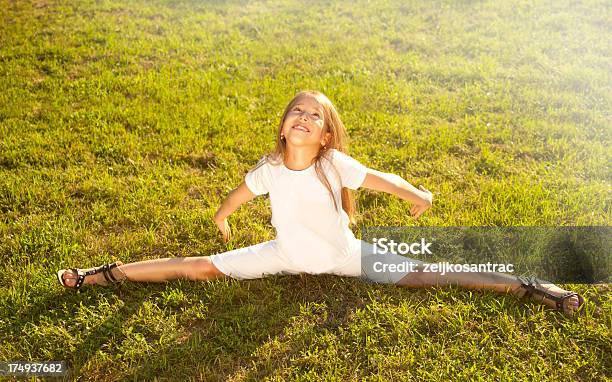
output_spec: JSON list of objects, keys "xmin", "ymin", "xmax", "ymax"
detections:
[{"xmin": 322, "ymin": 132, "xmax": 331, "ymax": 146}]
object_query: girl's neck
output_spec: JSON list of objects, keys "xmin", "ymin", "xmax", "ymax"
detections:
[{"xmin": 283, "ymin": 145, "xmax": 320, "ymax": 171}]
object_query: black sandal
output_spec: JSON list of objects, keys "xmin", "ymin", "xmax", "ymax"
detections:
[
  {"xmin": 518, "ymin": 276, "xmax": 585, "ymax": 314},
  {"xmin": 57, "ymin": 261, "xmax": 126, "ymax": 290}
]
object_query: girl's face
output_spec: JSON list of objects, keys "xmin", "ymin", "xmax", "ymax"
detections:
[{"xmin": 281, "ymin": 95, "xmax": 330, "ymax": 149}]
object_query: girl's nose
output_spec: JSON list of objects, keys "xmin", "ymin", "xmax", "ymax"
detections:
[{"xmin": 299, "ymin": 110, "xmax": 317, "ymax": 121}]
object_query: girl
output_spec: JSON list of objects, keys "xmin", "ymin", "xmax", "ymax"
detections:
[{"xmin": 57, "ymin": 90, "xmax": 584, "ymax": 315}]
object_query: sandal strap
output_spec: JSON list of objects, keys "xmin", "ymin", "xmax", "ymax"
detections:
[
  {"xmin": 74, "ymin": 268, "xmax": 85, "ymax": 289},
  {"xmin": 81, "ymin": 263, "xmax": 118, "ymax": 280},
  {"xmin": 518, "ymin": 276, "xmax": 584, "ymax": 312},
  {"xmin": 518, "ymin": 276, "xmax": 558, "ymax": 301},
  {"xmin": 517, "ymin": 276, "xmax": 537, "ymax": 299},
  {"xmin": 556, "ymin": 292, "xmax": 581, "ymax": 311},
  {"xmin": 101, "ymin": 264, "xmax": 112, "ymax": 284},
  {"xmin": 105, "ymin": 262, "xmax": 119, "ymax": 282},
  {"xmin": 66, "ymin": 262, "xmax": 122, "ymax": 290},
  {"xmin": 83, "ymin": 265, "xmax": 103, "ymax": 276}
]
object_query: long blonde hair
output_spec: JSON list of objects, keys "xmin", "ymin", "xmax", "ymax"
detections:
[{"xmin": 252, "ymin": 90, "xmax": 358, "ymax": 224}]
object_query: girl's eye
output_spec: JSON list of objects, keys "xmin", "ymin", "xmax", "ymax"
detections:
[{"xmin": 292, "ymin": 107, "xmax": 320, "ymax": 119}]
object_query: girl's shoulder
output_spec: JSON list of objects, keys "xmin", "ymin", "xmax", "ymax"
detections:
[
  {"xmin": 321, "ymin": 149, "xmax": 362, "ymax": 174},
  {"xmin": 322, "ymin": 148, "xmax": 341, "ymax": 161},
  {"xmin": 324, "ymin": 148, "xmax": 357, "ymax": 164},
  {"xmin": 325, "ymin": 148, "xmax": 368, "ymax": 174}
]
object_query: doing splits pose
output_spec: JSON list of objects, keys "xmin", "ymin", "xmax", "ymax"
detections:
[{"xmin": 57, "ymin": 90, "xmax": 584, "ymax": 315}]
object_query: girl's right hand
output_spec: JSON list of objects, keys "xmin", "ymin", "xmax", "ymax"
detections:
[
  {"xmin": 214, "ymin": 216, "xmax": 231, "ymax": 242},
  {"xmin": 410, "ymin": 185, "xmax": 433, "ymax": 219}
]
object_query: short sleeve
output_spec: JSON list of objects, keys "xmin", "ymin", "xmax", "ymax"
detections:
[
  {"xmin": 331, "ymin": 149, "xmax": 368, "ymax": 190},
  {"xmin": 245, "ymin": 158, "xmax": 271, "ymax": 195}
]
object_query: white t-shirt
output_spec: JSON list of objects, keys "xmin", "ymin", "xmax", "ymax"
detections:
[{"xmin": 245, "ymin": 149, "xmax": 368, "ymax": 273}]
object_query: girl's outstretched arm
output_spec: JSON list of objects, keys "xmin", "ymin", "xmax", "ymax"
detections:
[
  {"xmin": 361, "ymin": 169, "xmax": 433, "ymax": 219},
  {"xmin": 213, "ymin": 181, "xmax": 257, "ymax": 241}
]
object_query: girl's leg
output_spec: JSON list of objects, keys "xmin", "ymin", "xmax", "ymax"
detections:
[
  {"xmin": 120, "ymin": 257, "xmax": 227, "ymax": 282},
  {"xmin": 396, "ymin": 264, "xmax": 583, "ymax": 314},
  {"xmin": 59, "ymin": 240, "xmax": 288, "ymax": 287},
  {"xmin": 59, "ymin": 256, "xmax": 226, "ymax": 287}
]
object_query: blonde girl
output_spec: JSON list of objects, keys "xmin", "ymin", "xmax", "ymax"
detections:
[{"xmin": 57, "ymin": 90, "xmax": 584, "ymax": 315}]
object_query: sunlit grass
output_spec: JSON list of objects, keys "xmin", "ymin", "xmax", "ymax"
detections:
[{"xmin": 1, "ymin": 0, "xmax": 610, "ymax": 380}]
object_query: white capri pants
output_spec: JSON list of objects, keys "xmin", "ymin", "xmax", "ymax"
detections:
[{"xmin": 209, "ymin": 240, "xmax": 422, "ymax": 284}]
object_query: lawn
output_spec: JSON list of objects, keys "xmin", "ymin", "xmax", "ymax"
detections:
[{"xmin": 0, "ymin": 0, "xmax": 610, "ymax": 380}]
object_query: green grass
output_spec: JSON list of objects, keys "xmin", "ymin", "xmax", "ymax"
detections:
[{"xmin": 1, "ymin": 0, "xmax": 610, "ymax": 380}]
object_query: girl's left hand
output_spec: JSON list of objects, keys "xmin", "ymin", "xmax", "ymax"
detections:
[
  {"xmin": 214, "ymin": 216, "xmax": 232, "ymax": 242},
  {"xmin": 410, "ymin": 185, "xmax": 433, "ymax": 219}
]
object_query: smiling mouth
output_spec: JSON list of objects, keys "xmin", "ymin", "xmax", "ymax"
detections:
[{"xmin": 292, "ymin": 124, "xmax": 310, "ymax": 132}]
